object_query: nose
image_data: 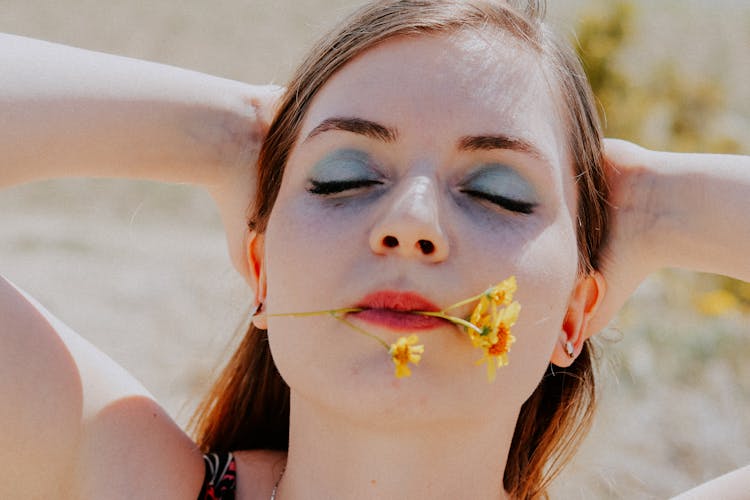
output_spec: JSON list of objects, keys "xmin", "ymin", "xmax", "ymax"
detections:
[{"xmin": 369, "ymin": 175, "xmax": 449, "ymax": 263}]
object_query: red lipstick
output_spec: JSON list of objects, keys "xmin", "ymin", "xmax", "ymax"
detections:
[{"xmin": 351, "ymin": 291, "xmax": 446, "ymax": 331}]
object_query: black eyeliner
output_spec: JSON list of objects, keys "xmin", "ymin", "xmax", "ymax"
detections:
[
  {"xmin": 461, "ymin": 189, "xmax": 536, "ymax": 215},
  {"xmin": 307, "ymin": 179, "xmax": 382, "ymax": 195}
]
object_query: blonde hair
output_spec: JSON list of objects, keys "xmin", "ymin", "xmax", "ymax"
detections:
[{"xmin": 192, "ymin": 2, "xmax": 608, "ymax": 498}]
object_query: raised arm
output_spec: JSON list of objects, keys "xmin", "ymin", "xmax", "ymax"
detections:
[
  {"xmin": 645, "ymin": 146, "xmax": 750, "ymax": 281},
  {"xmin": 589, "ymin": 139, "xmax": 750, "ymax": 334},
  {"xmin": 1, "ymin": 32, "xmax": 257, "ymax": 186},
  {"xmin": 0, "ymin": 34, "xmax": 281, "ymax": 498},
  {"xmin": 0, "ymin": 33, "xmax": 279, "ymax": 279}
]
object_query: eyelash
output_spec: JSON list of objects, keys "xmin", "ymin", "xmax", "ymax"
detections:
[
  {"xmin": 307, "ymin": 180, "xmax": 535, "ymax": 215},
  {"xmin": 307, "ymin": 179, "xmax": 383, "ymax": 195},
  {"xmin": 460, "ymin": 188, "xmax": 536, "ymax": 215}
]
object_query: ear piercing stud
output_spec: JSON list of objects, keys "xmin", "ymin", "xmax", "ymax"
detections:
[{"xmin": 564, "ymin": 340, "xmax": 575, "ymax": 358}]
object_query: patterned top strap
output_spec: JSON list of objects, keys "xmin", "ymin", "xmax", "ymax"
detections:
[{"xmin": 198, "ymin": 452, "xmax": 237, "ymax": 500}]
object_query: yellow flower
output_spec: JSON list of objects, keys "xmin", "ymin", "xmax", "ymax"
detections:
[
  {"xmin": 695, "ymin": 289, "xmax": 739, "ymax": 316},
  {"xmin": 466, "ymin": 290, "xmax": 520, "ymax": 344},
  {"xmin": 469, "ymin": 295, "xmax": 491, "ymax": 330},
  {"xmin": 389, "ymin": 335, "xmax": 425, "ymax": 378},
  {"xmin": 488, "ymin": 276, "xmax": 517, "ymax": 306},
  {"xmin": 475, "ymin": 322, "xmax": 517, "ymax": 382},
  {"xmin": 272, "ymin": 275, "xmax": 520, "ymax": 382},
  {"xmin": 466, "ymin": 282, "xmax": 520, "ymax": 382}
]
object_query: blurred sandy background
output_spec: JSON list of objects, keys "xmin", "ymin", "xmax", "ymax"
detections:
[{"xmin": 1, "ymin": 1, "xmax": 748, "ymax": 498}]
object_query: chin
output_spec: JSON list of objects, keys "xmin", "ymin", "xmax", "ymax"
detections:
[
  {"xmin": 268, "ymin": 315, "xmax": 553, "ymax": 426},
  {"xmin": 277, "ymin": 346, "xmax": 532, "ymax": 428}
]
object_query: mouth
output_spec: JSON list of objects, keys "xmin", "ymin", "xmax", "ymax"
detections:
[{"xmin": 349, "ymin": 290, "xmax": 448, "ymax": 331}]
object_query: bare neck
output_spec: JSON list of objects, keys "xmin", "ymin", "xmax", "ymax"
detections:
[{"xmin": 277, "ymin": 392, "xmax": 516, "ymax": 500}]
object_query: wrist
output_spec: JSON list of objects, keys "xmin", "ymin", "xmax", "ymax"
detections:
[
  {"xmin": 635, "ymin": 148, "xmax": 680, "ymax": 272},
  {"xmin": 212, "ymin": 84, "xmax": 281, "ymax": 174},
  {"xmin": 605, "ymin": 140, "xmax": 665, "ymax": 277}
]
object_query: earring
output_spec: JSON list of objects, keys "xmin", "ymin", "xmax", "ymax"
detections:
[
  {"xmin": 251, "ymin": 301, "xmax": 268, "ymax": 330},
  {"xmin": 564, "ymin": 340, "xmax": 575, "ymax": 358}
]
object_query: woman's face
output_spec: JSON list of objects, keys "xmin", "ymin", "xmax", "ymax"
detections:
[{"xmin": 262, "ymin": 31, "xmax": 582, "ymax": 423}]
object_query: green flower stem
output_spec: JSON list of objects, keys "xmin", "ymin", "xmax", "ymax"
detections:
[
  {"xmin": 442, "ymin": 292, "xmax": 486, "ymax": 313},
  {"xmin": 268, "ymin": 307, "xmax": 363, "ymax": 318},
  {"xmin": 332, "ymin": 314, "xmax": 390, "ymax": 350},
  {"xmin": 270, "ymin": 307, "xmax": 391, "ymax": 349},
  {"xmin": 414, "ymin": 311, "xmax": 483, "ymax": 334},
  {"xmin": 270, "ymin": 306, "xmax": 483, "ymax": 337}
]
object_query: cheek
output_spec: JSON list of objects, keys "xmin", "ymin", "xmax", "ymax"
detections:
[
  {"xmin": 262, "ymin": 200, "xmax": 366, "ymax": 394},
  {"xmin": 508, "ymin": 221, "xmax": 579, "ymax": 399},
  {"xmin": 264, "ymin": 198, "xmax": 353, "ymax": 311}
]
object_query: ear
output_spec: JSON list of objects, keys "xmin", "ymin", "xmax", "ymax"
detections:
[
  {"xmin": 246, "ymin": 231, "xmax": 268, "ymax": 330},
  {"xmin": 550, "ymin": 271, "xmax": 606, "ymax": 367}
]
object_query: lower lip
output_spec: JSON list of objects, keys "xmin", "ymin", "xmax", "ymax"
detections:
[{"xmin": 350, "ymin": 309, "xmax": 447, "ymax": 331}]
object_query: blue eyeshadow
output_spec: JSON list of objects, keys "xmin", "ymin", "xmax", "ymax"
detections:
[
  {"xmin": 309, "ymin": 149, "xmax": 379, "ymax": 182},
  {"xmin": 464, "ymin": 164, "xmax": 538, "ymax": 203}
]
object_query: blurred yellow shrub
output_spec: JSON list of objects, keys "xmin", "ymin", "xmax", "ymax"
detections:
[{"xmin": 574, "ymin": 1, "xmax": 746, "ymax": 314}]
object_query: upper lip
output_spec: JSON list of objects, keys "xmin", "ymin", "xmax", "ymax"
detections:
[{"xmin": 354, "ymin": 290, "xmax": 441, "ymax": 312}]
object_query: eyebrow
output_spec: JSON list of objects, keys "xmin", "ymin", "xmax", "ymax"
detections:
[
  {"xmin": 304, "ymin": 116, "xmax": 548, "ymax": 164},
  {"xmin": 305, "ymin": 117, "xmax": 398, "ymax": 143},
  {"xmin": 458, "ymin": 135, "xmax": 549, "ymax": 163}
]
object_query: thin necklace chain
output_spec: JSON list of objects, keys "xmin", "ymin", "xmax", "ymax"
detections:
[{"xmin": 269, "ymin": 465, "xmax": 286, "ymax": 500}]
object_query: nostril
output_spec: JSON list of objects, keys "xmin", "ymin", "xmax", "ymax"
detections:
[
  {"xmin": 417, "ymin": 239, "xmax": 435, "ymax": 255},
  {"xmin": 383, "ymin": 235, "xmax": 399, "ymax": 248}
]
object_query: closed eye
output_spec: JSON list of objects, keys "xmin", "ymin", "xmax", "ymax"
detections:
[
  {"xmin": 461, "ymin": 188, "xmax": 536, "ymax": 215},
  {"xmin": 307, "ymin": 179, "xmax": 383, "ymax": 195}
]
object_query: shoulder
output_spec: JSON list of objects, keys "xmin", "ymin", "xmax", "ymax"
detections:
[
  {"xmin": 0, "ymin": 275, "xmax": 205, "ymax": 499},
  {"xmin": 672, "ymin": 464, "xmax": 750, "ymax": 499}
]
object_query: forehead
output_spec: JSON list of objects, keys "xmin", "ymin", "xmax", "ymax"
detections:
[{"xmin": 299, "ymin": 30, "xmax": 568, "ymax": 166}]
